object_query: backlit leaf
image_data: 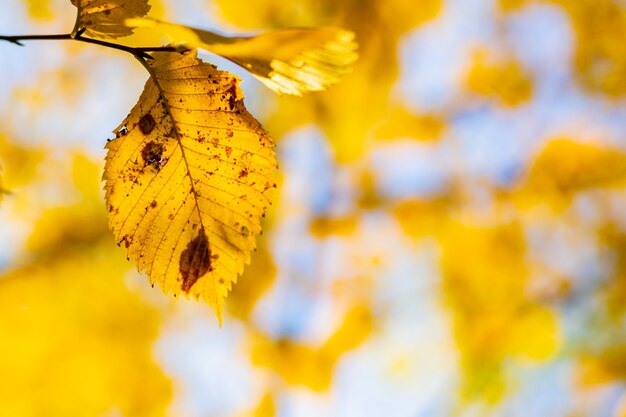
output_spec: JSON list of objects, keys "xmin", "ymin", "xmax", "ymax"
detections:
[
  {"xmin": 104, "ymin": 50, "xmax": 277, "ymax": 323},
  {"xmin": 128, "ymin": 19, "xmax": 359, "ymax": 95},
  {"xmin": 71, "ymin": 0, "xmax": 151, "ymax": 40}
]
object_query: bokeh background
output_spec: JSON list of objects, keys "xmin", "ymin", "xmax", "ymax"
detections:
[{"xmin": 2, "ymin": 0, "xmax": 626, "ymax": 416}]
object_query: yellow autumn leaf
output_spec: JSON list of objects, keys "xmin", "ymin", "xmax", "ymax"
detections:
[
  {"xmin": 128, "ymin": 18, "xmax": 358, "ymax": 95},
  {"xmin": 104, "ymin": 50, "xmax": 278, "ymax": 323},
  {"xmin": 71, "ymin": 0, "xmax": 151, "ymax": 40}
]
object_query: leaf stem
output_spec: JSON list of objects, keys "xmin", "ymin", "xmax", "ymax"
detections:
[{"xmin": 0, "ymin": 31, "xmax": 180, "ymax": 59}]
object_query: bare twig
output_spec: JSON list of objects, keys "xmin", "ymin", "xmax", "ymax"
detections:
[{"xmin": 0, "ymin": 31, "xmax": 182, "ymax": 60}]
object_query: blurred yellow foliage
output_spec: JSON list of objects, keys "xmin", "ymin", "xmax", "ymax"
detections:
[
  {"xmin": 250, "ymin": 304, "xmax": 373, "ymax": 391},
  {"xmin": 24, "ymin": 0, "xmax": 53, "ymax": 20},
  {"xmin": 253, "ymin": 393, "xmax": 276, "ymax": 417},
  {"xmin": 465, "ymin": 49, "xmax": 534, "ymax": 107},
  {"xmin": 557, "ymin": 0, "xmax": 626, "ymax": 96},
  {"xmin": 393, "ymin": 197, "xmax": 452, "ymax": 239},
  {"xmin": 309, "ymin": 215, "xmax": 359, "ymax": 238},
  {"xmin": 376, "ymin": 107, "xmax": 446, "ymax": 142},
  {"xmin": 0, "ymin": 207, "xmax": 170, "ymax": 417},
  {"xmin": 0, "ymin": 135, "xmax": 43, "ymax": 192},
  {"xmin": 518, "ymin": 138, "xmax": 626, "ymax": 210},
  {"xmin": 440, "ymin": 222, "xmax": 560, "ymax": 399},
  {"xmin": 499, "ymin": 0, "xmax": 626, "ymax": 96},
  {"xmin": 497, "ymin": 0, "xmax": 528, "ymax": 11},
  {"xmin": 228, "ymin": 241, "xmax": 278, "ymax": 320}
]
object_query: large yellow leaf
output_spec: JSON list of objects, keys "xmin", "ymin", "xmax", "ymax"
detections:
[
  {"xmin": 128, "ymin": 19, "xmax": 358, "ymax": 95},
  {"xmin": 71, "ymin": 0, "xmax": 151, "ymax": 40},
  {"xmin": 104, "ymin": 50, "xmax": 277, "ymax": 323}
]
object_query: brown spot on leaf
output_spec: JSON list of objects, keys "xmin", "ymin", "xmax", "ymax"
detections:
[
  {"xmin": 179, "ymin": 231, "xmax": 212, "ymax": 293},
  {"xmin": 120, "ymin": 235, "xmax": 132, "ymax": 248},
  {"xmin": 225, "ymin": 146, "xmax": 232, "ymax": 157},
  {"xmin": 227, "ymin": 80, "xmax": 237, "ymax": 111},
  {"xmin": 116, "ymin": 126, "xmax": 128, "ymax": 138},
  {"xmin": 150, "ymin": 200, "xmax": 158, "ymax": 209},
  {"xmin": 139, "ymin": 113, "xmax": 156, "ymax": 135},
  {"xmin": 141, "ymin": 141, "xmax": 164, "ymax": 170},
  {"xmin": 238, "ymin": 169, "xmax": 249, "ymax": 179}
]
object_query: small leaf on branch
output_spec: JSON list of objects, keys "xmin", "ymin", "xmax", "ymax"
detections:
[
  {"xmin": 71, "ymin": 0, "xmax": 151, "ymax": 40},
  {"xmin": 127, "ymin": 18, "xmax": 359, "ymax": 95},
  {"xmin": 104, "ymin": 50, "xmax": 278, "ymax": 323}
]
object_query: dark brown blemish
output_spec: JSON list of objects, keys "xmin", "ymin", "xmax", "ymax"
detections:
[
  {"xmin": 116, "ymin": 126, "xmax": 128, "ymax": 138},
  {"xmin": 225, "ymin": 146, "xmax": 232, "ymax": 158},
  {"xmin": 238, "ymin": 169, "xmax": 249, "ymax": 179},
  {"xmin": 119, "ymin": 234, "xmax": 132, "ymax": 249},
  {"xmin": 141, "ymin": 141, "xmax": 164, "ymax": 170},
  {"xmin": 139, "ymin": 113, "xmax": 156, "ymax": 135},
  {"xmin": 150, "ymin": 200, "xmax": 158, "ymax": 209},
  {"xmin": 227, "ymin": 80, "xmax": 237, "ymax": 111},
  {"xmin": 179, "ymin": 231, "xmax": 212, "ymax": 293}
]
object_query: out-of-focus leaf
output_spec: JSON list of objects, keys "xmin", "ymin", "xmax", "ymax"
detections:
[
  {"xmin": 127, "ymin": 19, "xmax": 358, "ymax": 95},
  {"xmin": 517, "ymin": 138, "xmax": 626, "ymax": 210},
  {"xmin": 250, "ymin": 304, "xmax": 373, "ymax": 391},
  {"xmin": 227, "ymin": 241, "xmax": 277, "ymax": 320},
  {"xmin": 104, "ymin": 50, "xmax": 277, "ymax": 323},
  {"xmin": 0, "ymin": 203, "xmax": 171, "ymax": 417},
  {"xmin": 499, "ymin": 0, "xmax": 626, "ymax": 97},
  {"xmin": 253, "ymin": 393, "xmax": 276, "ymax": 417},
  {"xmin": 309, "ymin": 215, "xmax": 358, "ymax": 238},
  {"xmin": 557, "ymin": 0, "xmax": 626, "ymax": 96},
  {"xmin": 577, "ymin": 344, "xmax": 626, "ymax": 387},
  {"xmin": 71, "ymin": 0, "xmax": 151, "ymax": 39},
  {"xmin": 465, "ymin": 49, "xmax": 534, "ymax": 107},
  {"xmin": 498, "ymin": 0, "xmax": 528, "ymax": 11},
  {"xmin": 440, "ymin": 222, "xmax": 560, "ymax": 400},
  {"xmin": 25, "ymin": 0, "xmax": 54, "ymax": 20},
  {"xmin": 375, "ymin": 107, "xmax": 446, "ymax": 142},
  {"xmin": 393, "ymin": 198, "xmax": 452, "ymax": 239},
  {"xmin": 0, "ymin": 175, "xmax": 8, "ymax": 201},
  {"xmin": 0, "ymin": 135, "xmax": 44, "ymax": 192}
]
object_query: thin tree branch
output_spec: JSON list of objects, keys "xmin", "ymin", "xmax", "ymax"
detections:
[{"xmin": 0, "ymin": 31, "xmax": 182, "ymax": 60}]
